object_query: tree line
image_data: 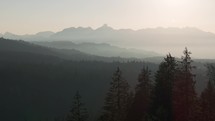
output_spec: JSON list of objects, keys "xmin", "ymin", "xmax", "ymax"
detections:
[{"xmin": 67, "ymin": 48, "xmax": 215, "ymax": 121}]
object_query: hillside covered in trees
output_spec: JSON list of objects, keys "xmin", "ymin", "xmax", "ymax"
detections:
[{"xmin": 0, "ymin": 38, "xmax": 214, "ymax": 121}]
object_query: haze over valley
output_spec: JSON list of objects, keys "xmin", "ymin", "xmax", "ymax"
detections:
[
  {"xmin": 1, "ymin": 0, "xmax": 215, "ymax": 121},
  {"xmin": 1, "ymin": 25, "xmax": 215, "ymax": 59}
]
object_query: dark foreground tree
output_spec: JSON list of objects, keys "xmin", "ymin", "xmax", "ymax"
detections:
[
  {"xmin": 173, "ymin": 48, "xmax": 199, "ymax": 121},
  {"xmin": 151, "ymin": 54, "xmax": 176, "ymax": 121},
  {"xmin": 127, "ymin": 67, "xmax": 153, "ymax": 121},
  {"xmin": 66, "ymin": 91, "xmax": 88, "ymax": 121},
  {"xmin": 99, "ymin": 67, "xmax": 130, "ymax": 121},
  {"xmin": 200, "ymin": 64, "xmax": 215, "ymax": 121}
]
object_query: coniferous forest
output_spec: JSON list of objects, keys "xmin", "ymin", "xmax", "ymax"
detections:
[
  {"xmin": 98, "ymin": 48, "xmax": 215, "ymax": 121},
  {"xmin": 0, "ymin": 38, "xmax": 215, "ymax": 121},
  {"xmin": 2, "ymin": 0, "xmax": 215, "ymax": 120}
]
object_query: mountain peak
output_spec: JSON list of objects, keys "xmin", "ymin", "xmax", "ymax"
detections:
[
  {"xmin": 102, "ymin": 24, "xmax": 108, "ymax": 27},
  {"xmin": 61, "ymin": 26, "xmax": 93, "ymax": 33},
  {"xmin": 96, "ymin": 24, "xmax": 113, "ymax": 31},
  {"xmin": 3, "ymin": 32, "xmax": 21, "ymax": 40},
  {"xmin": 4, "ymin": 32, "xmax": 15, "ymax": 36}
]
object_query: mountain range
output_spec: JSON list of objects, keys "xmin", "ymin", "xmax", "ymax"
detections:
[
  {"xmin": 32, "ymin": 41, "xmax": 160, "ymax": 58},
  {"xmin": 1, "ymin": 25, "xmax": 215, "ymax": 58}
]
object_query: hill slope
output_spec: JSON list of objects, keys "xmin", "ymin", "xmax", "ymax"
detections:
[
  {"xmin": 33, "ymin": 41, "xmax": 160, "ymax": 58},
  {"xmin": 0, "ymin": 38, "xmax": 135, "ymax": 62}
]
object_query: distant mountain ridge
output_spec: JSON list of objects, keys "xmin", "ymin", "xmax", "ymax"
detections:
[
  {"xmin": 33, "ymin": 41, "xmax": 160, "ymax": 58},
  {"xmin": 2, "ymin": 25, "xmax": 214, "ymax": 44},
  {"xmin": 1, "ymin": 25, "xmax": 215, "ymax": 58}
]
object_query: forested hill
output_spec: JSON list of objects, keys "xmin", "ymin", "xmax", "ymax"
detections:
[
  {"xmin": 0, "ymin": 55, "xmax": 158, "ymax": 121},
  {"xmin": 0, "ymin": 37, "xmax": 212, "ymax": 121},
  {"xmin": 0, "ymin": 38, "xmax": 143, "ymax": 62},
  {"xmin": 0, "ymin": 37, "xmax": 157, "ymax": 121}
]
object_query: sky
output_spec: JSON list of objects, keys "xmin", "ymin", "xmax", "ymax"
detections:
[{"xmin": 1, "ymin": 0, "xmax": 215, "ymax": 34}]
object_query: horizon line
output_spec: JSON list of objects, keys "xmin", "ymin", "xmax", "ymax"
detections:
[{"xmin": 0, "ymin": 25, "xmax": 212, "ymax": 36}]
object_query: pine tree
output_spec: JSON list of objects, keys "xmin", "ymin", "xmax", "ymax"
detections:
[
  {"xmin": 99, "ymin": 67, "xmax": 130, "ymax": 121},
  {"xmin": 151, "ymin": 54, "xmax": 176, "ymax": 121},
  {"xmin": 127, "ymin": 67, "xmax": 153, "ymax": 121},
  {"xmin": 66, "ymin": 91, "xmax": 88, "ymax": 121},
  {"xmin": 173, "ymin": 48, "xmax": 199, "ymax": 121},
  {"xmin": 200, "ymin": 64, "xmax": 215, "ymax": 121}
]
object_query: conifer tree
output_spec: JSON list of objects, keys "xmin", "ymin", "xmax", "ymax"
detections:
[
  {"xmin": 99, "ymin": 67, "xmax": 130, "ymax": 121},
  {"xmin": 67, "ymin": 91, "xmax": 88, "ymax": 121},
  {"xmin": 151, "ymin": 54, "xmax": 176, "ymax": 121},
  {"xmin": 200, "ymin": 64, "xmax": 215, "ymax": 121},
  {"xmin": 173, "ymin": 48, "xmax": 199, "ymax": 121},
  {"xmin": 127, "ymin": 67, "xmax": 153, "ymax": 121}
]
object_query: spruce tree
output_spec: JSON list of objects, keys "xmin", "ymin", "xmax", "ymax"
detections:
[
  {"xmin": 151, "ymin": 54, "xmax": 176, "ymax": 121},
  {"xmin": 66, "ymin": 91, "xmax": 88, "ymax": 121},
  {"xmin": 127, "ymin": 67, "xmax": 153, "ymax": 121},
  {"xmin": 173, "ymin": 48, "xmax": 199, "ymax": 121},
  {"xmin": 99, "ymin": 67, "xmax": 130, "ymax": 121}
]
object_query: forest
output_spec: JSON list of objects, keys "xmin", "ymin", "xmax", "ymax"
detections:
[
  {"xmin": 0, "ymin": 38, "xmax": 214, "ymax": 121},
  {"xmin": 2, "ymin": 0, "xmax": 215, "ymax": 120},
  {"xmin": 69, "ymin": 48, "xmax": 215, "ymax": 121},
  {"xmin": 97, "ymin": 48, "xmax": 215, "ymax": 121}
]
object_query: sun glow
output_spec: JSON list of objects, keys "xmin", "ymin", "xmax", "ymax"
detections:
[
  {"xmin": 164, "ymin": 0, "xmax": 190, "ymax": 7},
  {"xmin": 149, "ymin": 0, "xmax": 194, "ymax": 27}
]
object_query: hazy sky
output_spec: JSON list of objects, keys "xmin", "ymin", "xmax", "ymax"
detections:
[{"xmin": 1, "ymin": 0, "xmax": 215, "ymax": 34}]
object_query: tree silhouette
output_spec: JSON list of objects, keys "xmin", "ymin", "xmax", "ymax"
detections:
[
  {"xmin": 66, "ymin": 91, "xmax": 88, "ymax": 121},
  {"xmin": 173, "ymin": 48, "xmax": 199, "ymax": 121},
  {"xmin": 99, "ymin": 67, "xmax": 130, "ymax": 121},
  {"xmin": 151, "ymin": 54, "xmax": 176, "ymax": 121},
  {"xmin": 127, "ymin": 67, "xmax": 153, "ymax": 121}
]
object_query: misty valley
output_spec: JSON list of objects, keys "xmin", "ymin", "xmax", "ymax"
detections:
[
  {"xmin": 0, "ymin": 37, "xmax": 215, "ymax": 121},
  {"xmin": 2, "ymin": 0, "xmax": 215, "ymax": 120}
]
